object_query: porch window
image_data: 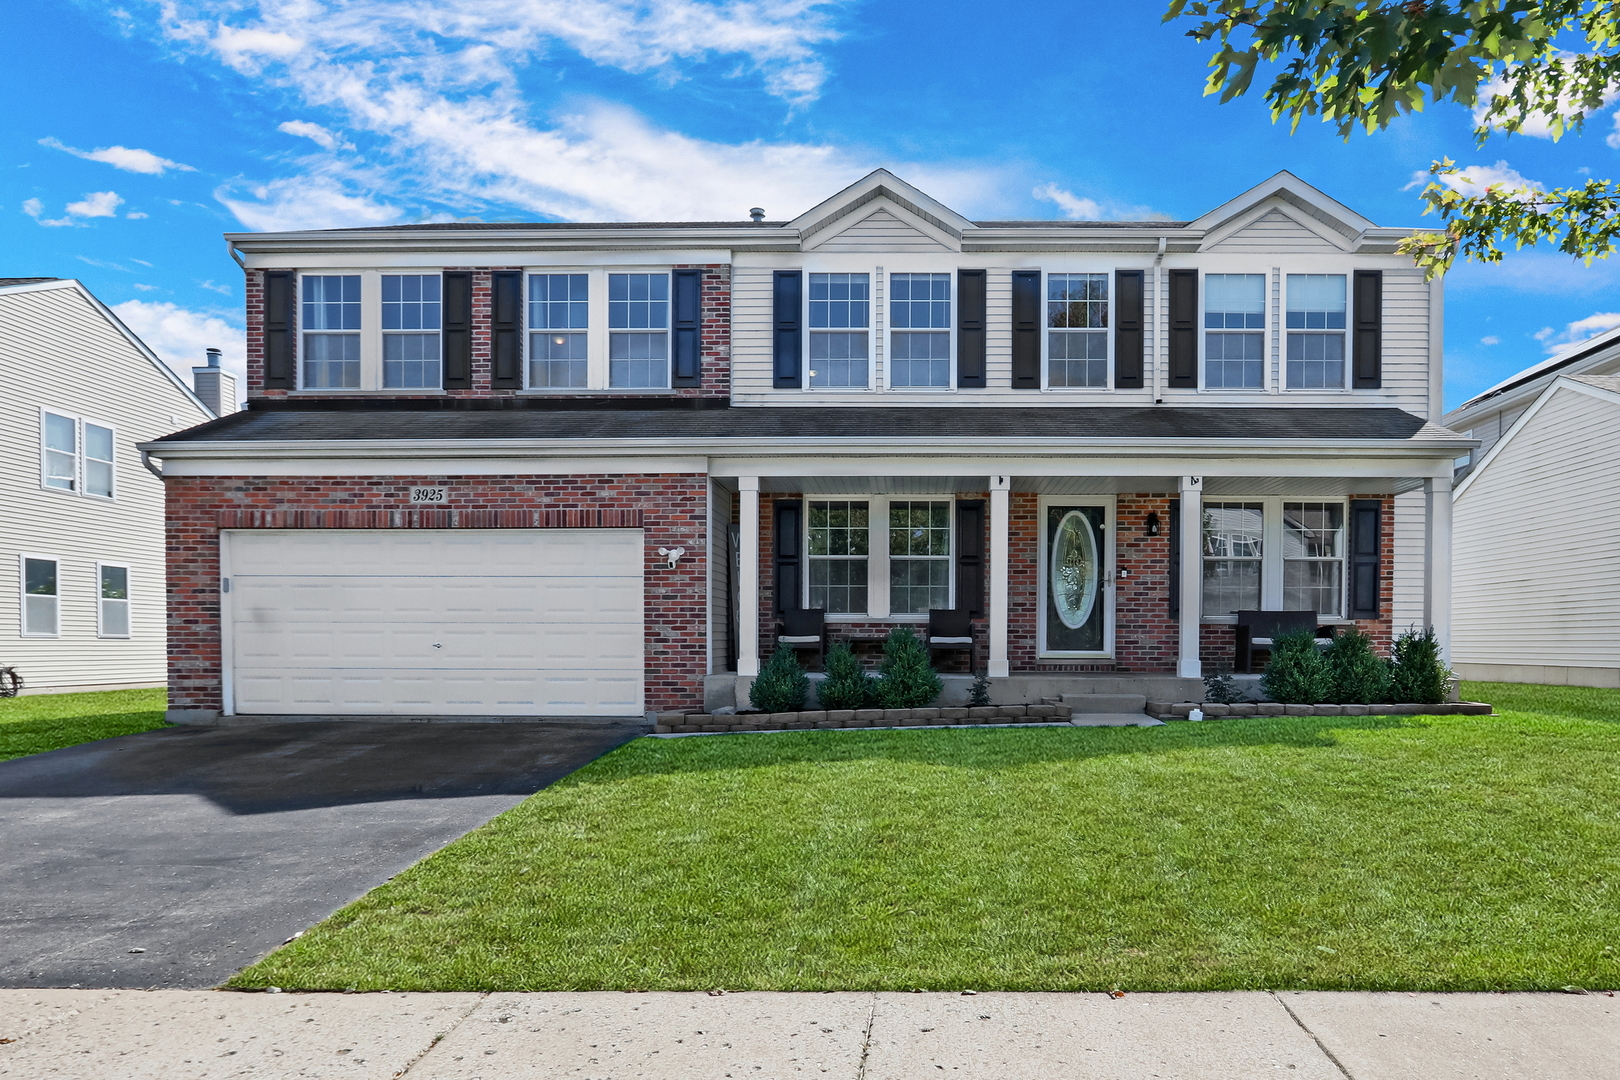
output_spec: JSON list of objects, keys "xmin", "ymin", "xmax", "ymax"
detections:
[
  {"xmin": 1205, "ymin": 274, "xmax": 1265, "ymax": 389},
  {"xmin": 1282, "ymin": 502, "xmax": 1345, "ymax": 618},
  {"xmin": 1201, "ymin": 502, "xmax": 1263, "ymax": 615},
  {"xmin": 1047, "ymin": 273, "xmax": 1108, "ymax": 388},
  {"xmin": 889, "ymin": 273, "xmax": 951, "ymax": 387},
  {"xmin": 529, "ymin": 273, "xmax": 589, "ymax": 388},
  {"xmin": 808, "ymin": 500, "xmax": 870, "ymax": 613},
  {"xmin": 888, "ymin": 500, "xmax": 951, "ymax": 614},
  {"xmin": 809, "ymin": 273, "xmax": 870, "ymax": 388},
  {"xmin": 1286, "ymin": 274, "xmax": 1346, "ymax": 389}
]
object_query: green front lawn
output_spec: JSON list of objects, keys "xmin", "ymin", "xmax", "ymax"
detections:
[
  {"xmin": 230, "ymin": 682, "xmax": 1620, "ymax": 993},
  {"xmin": 0, "ymin": 688, "xmax": 169, "ymax": 762}
]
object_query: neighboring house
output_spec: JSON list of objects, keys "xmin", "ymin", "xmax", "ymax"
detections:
[
  {"xmin": 141, "ymin": 170, "xmax": 1470, "ymax": 722},
  {"xmin": 1, "ymin": 278, "xmax": 215, "ymax": 693},
  {"xmin": 1446, "ymin": 342, "xmax": 1620, "ymax": 686}
]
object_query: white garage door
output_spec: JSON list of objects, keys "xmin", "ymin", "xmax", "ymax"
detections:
[{"xmin": 225, "ymin": 529, "xmax": 643, "ymax": 717}]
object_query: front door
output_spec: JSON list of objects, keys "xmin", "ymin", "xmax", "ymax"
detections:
[{"xmin": 1040, "ymin": 502, "xmax": 1112, "ymax": 657}]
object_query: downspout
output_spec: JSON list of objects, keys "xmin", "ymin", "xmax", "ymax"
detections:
[
  {"xmin": 140, "ymin": 450, "xmax": 164, "ymax": 480},
  {"xmin": 1153, "ymin": 236, "xmax": 1167, "ymax": 403}
]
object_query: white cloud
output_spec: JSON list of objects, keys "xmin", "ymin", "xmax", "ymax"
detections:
[
  {"xmin": 1472, "ymin": 62, "xmax": 1620, "ymax": 140},
  {"xmin": 216, "ymin": 174, "xmax": 402, "ymax": 231},
  {"xmin": 126, "ymin": 210, "xmax": 149, "ymax": 219},
  {"xmin": 1032, "ymin": 182, "xmax": 1165, "ymax": 221},
  {"xmin": 133, "ymin": 283, "xmax": 160, "ymax": 291},
  {"xmin": 278, "ymin": 120, "xmax": 348, "ymax": 150},
  {"xmin": 24, "ymin": 191, "xmax": 124, "ymax": 227},
  {"xmin": 1439, "ymin": 160, "xmax": 1544, "ymax": 196},
  {"xmin": 1534, "ymin": 311, "xmax": 1620, "ymax": 353},
  {"xmin": 110, "ymin": 299, "xmax": 246, "ymax": 402},
  {"xmin": 39, "ymin": 136, "xmax": 194, "ymax": 175},
  {"xmin": 198, "ymin": 279, "xmax": 231, "ymax": 295},
  {"xmin": 1480, "ymin": 335, "xmax": 1500, "ymax": 346}
]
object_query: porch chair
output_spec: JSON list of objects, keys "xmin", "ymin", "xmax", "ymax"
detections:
[
  {"xmin": 1234, "ymin": 610, "xmax": 1337, "ymax": 673},
  {"xmin": 926, "ymin": 608, "xmax": 976, "ymax": 666},
  {"xmin": 777, "ymin": 607, "xmax": 827, "ymax": 669}
]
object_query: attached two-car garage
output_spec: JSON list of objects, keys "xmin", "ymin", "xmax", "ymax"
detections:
[{"xmin": 223, "ymin": 530, "xmax": 644, "ymax": 717}]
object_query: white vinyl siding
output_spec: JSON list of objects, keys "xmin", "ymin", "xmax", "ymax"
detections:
[
  {"xmin": 1206, "ymin": 208, "xmax": 1342, "ymax": 254},
  {"xmin": 1390, "ymin": 489, "xmax": 1426, "ymax": 632},
  {"xmin": 812, "ymin": 209, "xmax": 951, "ymax": 253}
]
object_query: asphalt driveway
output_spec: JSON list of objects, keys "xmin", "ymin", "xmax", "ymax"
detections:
[{"xmin": 0, "ymin": 720, "xmax": 645, "ymax": 989}]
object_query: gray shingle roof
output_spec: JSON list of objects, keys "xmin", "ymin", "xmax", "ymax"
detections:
[{"xmin": 0, "ymin": 277, "xmax": 62, "ymax": 287}]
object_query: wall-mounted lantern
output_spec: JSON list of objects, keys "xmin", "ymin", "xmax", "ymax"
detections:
[{"xmin": 1145, "ymin": 512, "xmax": 1161, "ymax": 536}]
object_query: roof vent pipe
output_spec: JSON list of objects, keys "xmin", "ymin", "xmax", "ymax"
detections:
[
  {"xmin": 749, "ymin": 207, "xmax": 765, "ymax": 222},
  {"xmin": 205, "ymin": 347, "xmax": 222, "ymax": 368}
]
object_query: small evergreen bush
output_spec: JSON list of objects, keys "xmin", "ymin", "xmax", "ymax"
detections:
[
  {"xmin": 1390, "ymin": 626, "xmax": 1451, "ymax": 704},
  {"xmin": 749, "ymin": 645, "xmax": 809, "ymax": 713},
  {"xmin": 817, "ymin": 642, "xmax": 872, "ymax": 710},
  {"xmin": 874, "ymin": 626, "xmax": 943, "ymax": 709},
  {"xmin": 1259, "ymin": 628, "xmax": 1334, "ymax": 704},
  {"xmin": 1326, "ymin": 628, "xmax": 1392, "ymax": 704},
  {"xmin": 1202, "ymin": 671, "xmax": 1244, "ymax": 704},
  {"xmin": 968, "ymin": 670, "xmax": 992, "ymax": 708}
]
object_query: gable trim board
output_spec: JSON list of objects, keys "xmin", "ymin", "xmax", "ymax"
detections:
[{"xmin": 1203, "ymin": 206, "xmax": 1349, "ymax": 253}]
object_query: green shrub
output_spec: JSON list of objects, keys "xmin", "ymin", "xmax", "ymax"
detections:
[
  {"xmin": 1259, "ymin": 628, "xmax": 1334, "ymax": 704},
  {"xmin": 1390, "ymin": 626, "xmax": 1452, "ymax": 704},
  {"xmin": 968, "ymin": 670, "xmax": 992, "ymax": 708},
  {"xmin": 1202, "ymin": 672, "xmax": 1244, "ymax": 704},
  {"xmin": 874, "ymin": 626, "xmax": 943, "ymax": 709},
  {"xmin": 749, "ymin": 645, "xmax": 809, "ymax": 713},
  {"xmin": 817, "ymin": 643, "xmax": 872, "ymax": 710},
  {"xmin": 1326, "ymin": 628, "xmax": 1393, "ymax": 704}
]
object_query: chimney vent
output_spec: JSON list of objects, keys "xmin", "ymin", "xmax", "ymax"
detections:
[
  {"xmin": 749, "ymin": 207, "xmax": 765, "ymax": 222},
  {"xmin": 205, "ymin": 347, "xmax": 222, "ymax": 368},
  {"xmin": 192, "ymin": 347, "xmax": 238, "ymax": 417}
]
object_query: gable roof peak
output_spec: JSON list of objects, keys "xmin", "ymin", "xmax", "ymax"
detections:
[
  {"xmin": 1191, "ymin": 170, "xmax": 1377, "ymax": 239},
  {"xmin": 787, "ymin": 169, "xmax": 975, "ymax": 241}
]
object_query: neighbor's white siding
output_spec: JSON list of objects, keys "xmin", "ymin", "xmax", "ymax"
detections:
[
  {"xmin": 0, "ymin": 284, "xmax": 212, "ymax": 691},
  {"xmin": 1453, "ymin": 383, "xmax": 1620, "ymax": 670}
]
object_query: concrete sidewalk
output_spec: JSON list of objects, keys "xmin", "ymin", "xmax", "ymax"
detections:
[{"xmin": 2, "ymin": 990, "xmax": 1616, "ymax": 1079}]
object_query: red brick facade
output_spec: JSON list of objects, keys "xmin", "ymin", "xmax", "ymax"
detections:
[{"xmin": 166, "ymin": 474, "xmax": 709, "ymax": 714}]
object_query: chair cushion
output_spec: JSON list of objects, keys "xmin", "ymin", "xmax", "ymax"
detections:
[
  {"xmin": 778, "ymin": 635, "xmax": 821, "ymax": 644},
  {"xmin": 930, "ymin": 636, "xmax": 974, "ymax": 645},
  {"xmin": 1251, "ymin": 637, "xmax": 1273, "ymax": 646}
]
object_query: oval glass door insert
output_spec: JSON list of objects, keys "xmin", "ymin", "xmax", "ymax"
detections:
[{"xmin": 1050, "ymin": 510, "xmax": 1099, "ymax": 630}]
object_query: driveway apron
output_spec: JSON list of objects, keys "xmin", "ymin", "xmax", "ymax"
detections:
[{"xmin": 0, "ymin": 720, "xmax": 644, "ymax": 989}]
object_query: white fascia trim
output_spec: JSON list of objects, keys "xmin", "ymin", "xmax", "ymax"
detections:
[
  {"xmin": 158, "ymin": 455, "xmax": 710, "ymax": 477},
  {"xmin": 1453, "ymin": 376, "xmax": 1620, "ymax": 499},
  {"xmin": 229, "ymin": 231, "xmax": 788, "ymax": 261}
]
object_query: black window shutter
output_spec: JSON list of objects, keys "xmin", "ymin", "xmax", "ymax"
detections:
[
  {"xmin": 263, "ymin": 271, "xmax": 295, "ymax": 389},
  {"xmin": 442, "ymin": 271, "xmax": 473, "ymax": 390},
  {"xmin": 1168, "ymin": 500, "xmax": 1181, "ymax": 619},
  {"xmin": 1168, "ymin": 269, "xmax": 1198, "ymax": 388},
  {"xmin": 1115, "ymin": 269, "xmax": 1145, "ymax": 389},
  {"xmin": 955, "ymin": 499, "xmax": 985, "ymax": 617},
  {"xmin": 957, "ymin": 269, "xmax": 986, "ymax": 388},
  {"xmin": 1348, "ymin": 499, "xmax": 1382, "ymax": 618},
  {"xmin": 1011, "ymin": 269, "xmax": 1041, "ymax": 388},
  {"xmin": 773, "ymin": 499, "xmax": 802, "ymax": 613},
  {"xmin": 773, "ymin": 271, "xmax": 802, "ymax": 388},
  {"xmin": 1353, "ymin": 270, "xmax": 1383, "ymax": 389},
  {"xmin": 672, "ymin": 269, "xmax": 702, "ymax": 387},
  {"xmin": 491, "ymin": 271, "xmax": 522, "ymax": 389}
]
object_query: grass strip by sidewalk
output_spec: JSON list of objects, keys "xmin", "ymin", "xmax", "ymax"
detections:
[
  {"xmin": 232, "ymin": 684, "xmax": 1620, "ymax": 993},
  {"xmin": 0, "ymin": 688, "xmax": 169, "ymax": 762}
]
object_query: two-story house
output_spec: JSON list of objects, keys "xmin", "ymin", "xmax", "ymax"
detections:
[
  {"xmin": 2, "ymin": 277, "xmax": 215, "ymax": 694},
  {"xmin": 142, "ymin": 171, "xmax": 1469, "ymax": 722}
]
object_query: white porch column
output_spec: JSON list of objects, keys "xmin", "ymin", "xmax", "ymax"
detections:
[
  {"xmin": 1178, "ymin": 475, "xmax": 1204, "ymax": 679},
  {"xmin": 989, "ymin": 475, "xmax": 1011, "ymax": 679},
  {"xmin": 737, "ymin": 476, "xmax": 761, "ymax": 677},
  {"xmin": 1425, "ymin": 473, "xmax": 1453, "ymax": 663}
]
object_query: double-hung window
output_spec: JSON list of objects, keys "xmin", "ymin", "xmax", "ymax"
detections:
[
  {"xmin": 809, "ymin": 273, "xmax": 870, "ymax": 388},
  {"xmin": 807, "ymin": 498, "xmax": 954, "ymax": 616},
  {"xmin": 609, "ymin": 273, "xmax": 669, "ymax": 388},
  {"xmin": 381, "ymin": 274, "xmax": 442, "ymax": 388},
  {"xmin": 1047, "ymin": 273, "xmax": 1108, "ymax": 387},
  {"xmin": 889, "ymin": 273, "xmax": 951, "ymax": 387},
  {"xmin": 808, "ymin": 500, "xmax": 870, "ymax": 613},
  {"xmin": 41, "ymin": 411, "xmax": 114, "ymax": 498},
  {"xmin": 98, "ymin": 563, "xmax": 130, "ymax": 638},
  {"xmin": 1286, "ymin": 275, "xmax": 1346, "ymax": 388},
  {"xmin": 529, "ymin": 273, "xmax": 589, "ymax": 388},
  {"xmin": 1201, "ymin": 502, "xmax": 1264, "ymax": 615},
  {"xmin": 21, "ymin": 556, "xmax": 58, "ymax": 637},
  {"xmin": 1205, "ymin": 274, "xmax": 1266, "ymax": 389},
  {"xmin": 1282, "ymin": 502, "xmax": 1345, "ymax": 618},
  {"xmin": 302, "ymin": 275, "xmax": 361, "ymax": 388},
  {"xmin": 888, "ymin": 501, "xmax": 951, "ymax": 613}
]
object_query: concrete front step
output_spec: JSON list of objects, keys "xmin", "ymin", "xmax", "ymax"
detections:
[
  {"xmin": 1061, "ymin": 693, "xmax": 1147, "ymax": 714},
  {"xmin": 1069, "ymin": 713, "xmax": 1166, "ymax": 728}
]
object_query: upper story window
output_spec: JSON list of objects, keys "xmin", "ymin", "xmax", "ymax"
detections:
[
  {"xmin": 809, "ymin": 273, "xmax": 870, "ymax": 389},
  {"xmin": 1205, "ymin": 274, "xmax": 1266, "ymax": 389},
  {"xmin": 529, "ymin": 273, "xmax": 589, "ymax": 388},
  {"xmin": 889, "ymin": 273, "xmax": 951, "ymax": 388},
  {"xmin": 381, "ymin": 275, "xmax": 441, "ymax": 389},
  {"xmin": 1047, "ymin": 273, "xmax": 1108, "ymax": 388},
  {"xmin": 608, "ymin": 273, "xmax": 669, "ymax": 388},
  {"xmin": 302, "ymin": 275, "xmax": 361, "ymax": 389},
  {"xmin": 41, "ymin": 411, "xmax": 114, "ymax": 499},
  {"xmin": 1286, "ymin": 274, "xmax": 1346, "ymax": 389}
]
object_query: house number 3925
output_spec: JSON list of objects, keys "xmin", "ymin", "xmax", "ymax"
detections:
[{"xmin": 409, "ymin": 487, "xmax": 448, "ymax": 504}]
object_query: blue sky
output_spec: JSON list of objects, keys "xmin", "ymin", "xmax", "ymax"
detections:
[{"xmin": 5, "ymin": 0, "xmax": 1619, "ymax": 409}]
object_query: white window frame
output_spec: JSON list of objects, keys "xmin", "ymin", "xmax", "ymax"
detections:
[
  {"xmin": 97, "ymin": 561, "xmax": 132, "ymax": 639},
  {"xmin": 1035, "ymin": 495, "xmax": 1116, "ymax": 659},
  {"xmin": 516, "ymin": 267, "xmax": 678, "ymax": 393},
  {"xmin": 804, "ymin": 495, "xmax": 956, "ymax": 621},
  {"xmin": 19, "ymin": 553, "xmax": 60, "ymax": 638},
  {"xmin": 380, "ymin": 272, "xmax": 445, "ymax": 390},
  {"xmin": 1199, "ymin": 496, "xmax": 1351, "ymax": 621},
  {"xmin": 606, "ymin": 269, "xmax": 673, "ymax": 390},
  {"xmin": 295, "ymin": 269, "xmax": 449, "ymax": 393},
  {"xmin": 885, "ymin": 271, "xmax": 954, "ymax": 391},
  {"xmin": 39, "ymin": 408, "xmax": 116, "ymax": 501},
  {"xmin": 1042, "ymin": 270, "xmax": 1113, "ymax": 392},
  {"xmin": 1284, "ymin": 272, "xmax": 1349, "ymax": 392},
  {"xmin": 805, "ymin": 270, "xmax": 874, "ymax": 392},
  {"xmin": 1200, "ymin": 269, "xmax": 1271, "ymax": 393}
]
